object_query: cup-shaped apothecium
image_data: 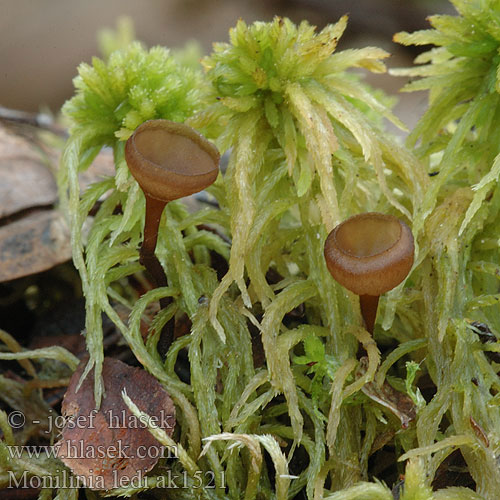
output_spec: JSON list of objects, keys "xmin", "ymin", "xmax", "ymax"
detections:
[
  {"xmin": 125, "ymin": 119, "xmax": 220, "ymax": 204},
  {"xmin": 125, "ymin": 119, "xmax": 220, "ymax": 282},
  {"xmin": 324, "ymin": 212, "xmax": 414, "ymax": 334},
  {"xmin": 125, "ymin": 120, "xmax": 220, "ymax": 351}
]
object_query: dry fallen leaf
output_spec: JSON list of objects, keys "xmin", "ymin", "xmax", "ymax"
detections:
[
  {"xmin": 56, "ymin": 357, "xmax": 175, "ymax": 491},
  {"xmin": 0, "ymin": 210, "xmax": 71, "ymax": 282},
  {"xmin": 0, "ymin": 122, "xmax": 114, "ymax": 282},
  {"xmin": 0, "ymin": 126, "xmax": 57, "ymax": 218}
]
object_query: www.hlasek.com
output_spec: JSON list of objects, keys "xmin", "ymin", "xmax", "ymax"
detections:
[{"xmin": 7, "ymin": 442, "xmax": 179, "ymax": 461}]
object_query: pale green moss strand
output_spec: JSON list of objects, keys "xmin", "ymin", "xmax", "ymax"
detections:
[
  {"xmin": 0, "ymin": 411, "xmax": 13, "ymax": 446},
  {"xmin": 296, "ymin": 390, "xmax": 326, "ymax": 500},
  {"xmin": 183, "ymin": 231, "xmax": 230, "ymax": 261},
  {"xmin": 225, "ymin": 371, "xmax": 272, "ymax": 431},
  {"xmin": 412, "ymin": 88, "xmax": 490, "ymax": 237},
  {"xmin": 261, "ymin": 279, "xmax": 316, "ymax": 445},
  {"xmin": 273, "ymin": 326, "xmax": 331, "ymax": 497},
  {"xmin": 434, "ymin": 487, "xmax": 485, "ymax": 500},
  {"xmin": 123, "ymin": 393, "xmax": 207, "ymax": 484},
  {"xmin": 59, "ymin": 132, "xmax": 111, "ymax": 407},
  {"xmin": 209, "ymin": 111, "xmax": 262, "ymax": 340},
  {"xmin": 305, "ymin": 81, "xmax": 410, "ymax": 219},
  {"xmin": 188, "ymin": 306, "xmax": 222, "ymax": 439},
  {"xmin": 201, "ymin": 433, "xmax": 263, "ymax": 500},
  {"xmin": 109, "ymin": 183, "xmax": 142, "ymax": 245},
  {"xmin": 53, "ymin": 489, "xmax": 79, "ymax": 500},
  {"xmin": 326, "ymin": 358, "xmax": 357, "ymax": 455},
  {"xmin": 331, "ymin": 407, "xmax": 364, "ymax": 489},
  {"xmin": 218, "ymin": 301, "xmax": 255, "ymax": 422},
  {"xmin": 376, "ymin": 339, "xmax": 427, "ymax": 387},
  {"xmin": 449, "ymin": 322, "xmax": 500, "ymax": 498},
  {"xmin": 323, "ymin": 481, "xmax": 393, "ymax": 500},
  {"xmin": 245, "ymin": 198, "xmax": 294, "ymax": 306},
  {"xmin": 0, "ymin": 349, "xmax": 79, "ymax": 371},
  {"xmin": 359, "ymin": 408, "xmax": 378, "ymax": 479},
  {"xmin": 286, "ymin": 82, "xmax": 340, "ymax": 229},
  {"xmin": 112, "ymin": 288, "xmax": 203, "ymax": 459},
  {"xmin": 156, "ymin": 204, "xmax": 200, "ymax": 317}
]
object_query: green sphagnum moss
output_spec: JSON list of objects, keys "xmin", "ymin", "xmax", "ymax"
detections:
[{"xmin": 1, "ymin": 3, "xmax": 500, "ymax": 498}]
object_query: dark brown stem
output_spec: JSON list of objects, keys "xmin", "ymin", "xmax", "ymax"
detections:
[
  {"xmin": 359, "ymin": 294, "xmax": 379, "ymax": 334},
  {"xmin": 140, "ymin": 195, "xmax": 174, "ymax": 349},
  {"xmin": 141, "ymin": 195, "xmax": 167, "ymax": 260}
]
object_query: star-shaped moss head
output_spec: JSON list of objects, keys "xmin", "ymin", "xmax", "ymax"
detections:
[
  {"xmin": 394, "ymin": 0, "xmax": 500, "ymax": 146},
  {"xmin": 201, "ymin": 16, "xmax": 393, "ymax": 141},
  {"xmin": 63, "ymin": 42, "xmax": 205, "ymax": 146},
  {"xmin": 205, "ymin": 16, "xmax": 355, "ymax": 97}
]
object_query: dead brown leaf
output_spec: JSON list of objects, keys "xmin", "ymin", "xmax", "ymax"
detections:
[
  {"xmin": 0, "ymin": 122, "xmax": 115, "ymax": 282},
  {"xmin": 0, "ymin": 210, "xmax": 71, "ymax": 282},
  {"xmin": 56, "ymin": 357, "xmax": 175, "ymax": 491},
  {"xmin": 0, "ymin": 127, "xmax": 57, "ymax": 218}
]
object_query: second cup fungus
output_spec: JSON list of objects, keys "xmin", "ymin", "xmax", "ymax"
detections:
[
  {"xmin": 125, "ymin": 119, "xmax": 220, "ymax": 346},
  {"xmin": 324, "ymin": 212, "xmax": 414, "ymax": 334}
]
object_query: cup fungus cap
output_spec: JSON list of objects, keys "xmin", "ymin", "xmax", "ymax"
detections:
[
  {"xmin": 324, "ymin": 212, "xmax": 414, "ymax": 297},
  {"xmin": 125, "ymin": 119, "xmax": 220, "ymax": 202}
]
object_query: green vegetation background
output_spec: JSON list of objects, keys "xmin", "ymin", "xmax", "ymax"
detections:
[{"xmin": 2, "ymin": 1, "xmax": 500, "ymax": 498}]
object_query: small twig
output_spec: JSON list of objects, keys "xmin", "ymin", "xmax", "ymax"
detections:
[{"xmin": 0, "ymin": 106, "xmax": 67, "ymax": 137}]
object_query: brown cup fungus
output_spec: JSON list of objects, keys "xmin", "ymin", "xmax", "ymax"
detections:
[
  {"xmin": 125, "ymin": 119, "xmax": 220, "ymax": 346},
  {"xmin": 324, "ymin": 212, "xmax": 414, "ymax": 334}
]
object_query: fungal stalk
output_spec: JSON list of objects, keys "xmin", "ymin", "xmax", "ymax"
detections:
[{"xmin": 125, "ymin": 119, "xmax": 220, "ymax": 340}]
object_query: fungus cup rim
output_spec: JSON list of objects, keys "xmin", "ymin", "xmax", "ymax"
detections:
[
  {"xmin": 125, "ymin": 119, "xmax": 220, "ymax": 202},
  {"xmin": 127, "ymin": 119, "xmax": 220, "ymax": 179},
  {"xmin": 324, "ymin": 212, "xmax": 414, "ymax": 296}
]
